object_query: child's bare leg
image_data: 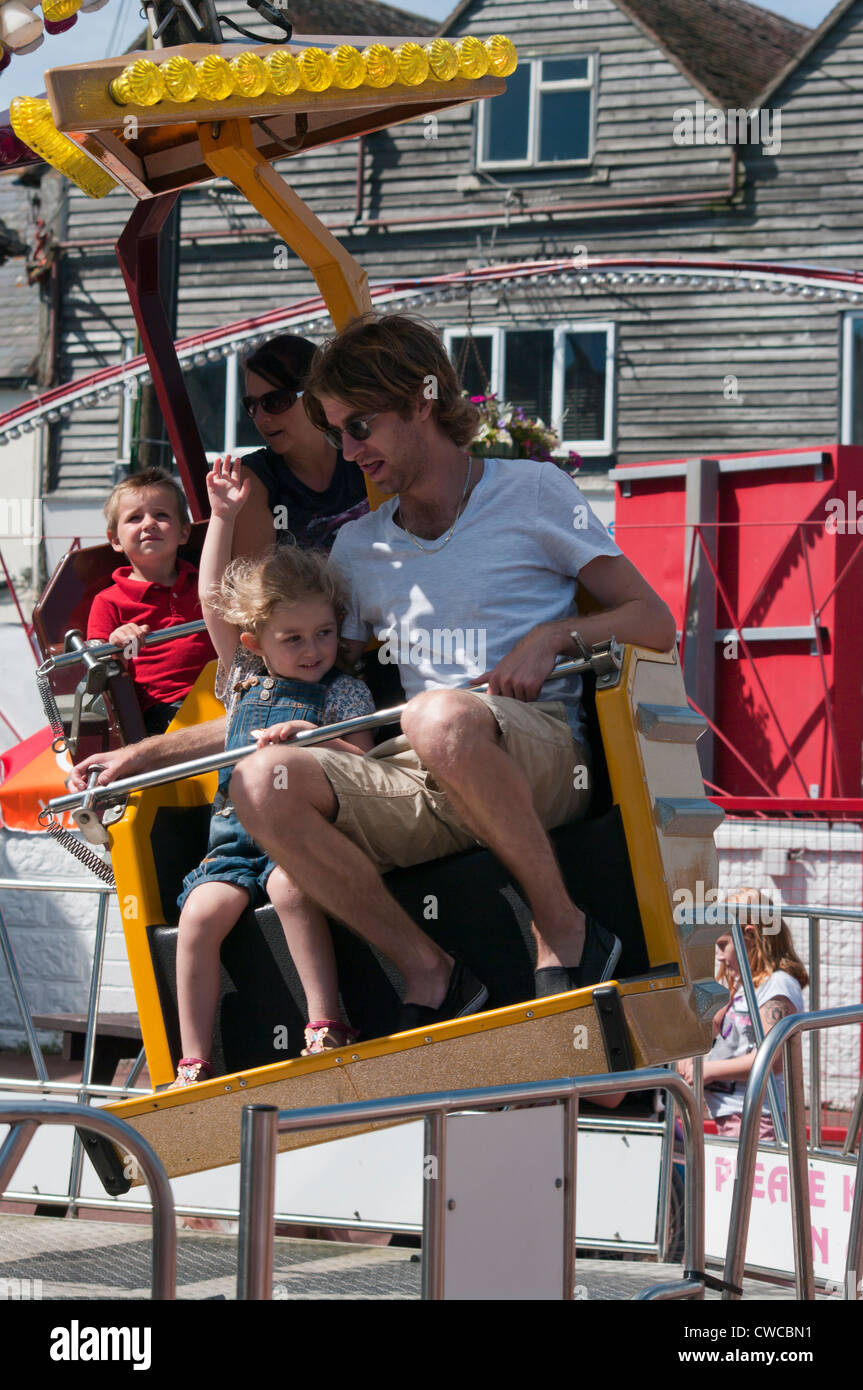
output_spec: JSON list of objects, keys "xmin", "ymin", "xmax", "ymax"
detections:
[
  {"xmin": 176, "ymin": 880, "xmax": 250, "ymax": 1060},
  {"xmin": 266, "ymin": 867, "xmax": 342, "ymax": 1022}
]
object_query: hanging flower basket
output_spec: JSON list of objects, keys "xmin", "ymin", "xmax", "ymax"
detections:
[{"xmin": 467, "ymin": 394, "xmax": 581, "ymax": 469}]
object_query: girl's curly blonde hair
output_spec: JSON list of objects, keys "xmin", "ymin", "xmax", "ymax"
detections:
[{"xmin": 211, "ymin": 543, "xmax": 345, "ymax": 638}]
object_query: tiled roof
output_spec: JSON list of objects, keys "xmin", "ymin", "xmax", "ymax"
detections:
[
  {"xmin": 219, "ymin": 0, "xmax": 438, "ymax": 38},
  {"xmin": 618, "ymin": 0, "xmax": 811, "ymax": 107}
]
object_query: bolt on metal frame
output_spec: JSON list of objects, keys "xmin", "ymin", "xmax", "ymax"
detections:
[{"xmin": 235, "ymin": 1067, "xmax": 706, "ymax": 1302}]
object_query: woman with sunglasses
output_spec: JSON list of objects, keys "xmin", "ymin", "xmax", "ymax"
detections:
[{"xmin": 231, "ymin": 334, "xmax": 370, "ymax": 559}]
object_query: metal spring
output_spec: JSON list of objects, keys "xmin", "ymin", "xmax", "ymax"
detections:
[
  {"xmin": 39, "ymin": 814, "xmax": 116, "ymax": 887},
  {"xmin": 35, "ymin": 661, "xmax": 66, "ymax": 748}
]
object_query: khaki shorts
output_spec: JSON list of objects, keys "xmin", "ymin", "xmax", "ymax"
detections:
[{"xmin": 307, "ymin": 692, "xmax": 591, "ymax": 873}]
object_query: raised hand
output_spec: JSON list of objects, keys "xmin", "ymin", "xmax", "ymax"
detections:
[{"xmin": 207, "ymin": 454, "xmax": 251, "ymax": 519}]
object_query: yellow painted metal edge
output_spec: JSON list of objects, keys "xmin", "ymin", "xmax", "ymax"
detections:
[
  {"xmin": 106, "ymin": 972, "xmax": 685, "ymax": 1120},
  {"xmin": 596, "ymin": 646, "xmax": 682, "ymax": 969},
  {"xmin": 109, "ymin": 662, "xmax": 221, "ymax": 1086}
]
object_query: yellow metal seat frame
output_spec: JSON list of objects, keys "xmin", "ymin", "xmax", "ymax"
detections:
[{"xmin": 106, "ymin": 644, "xmax": 725, "ymax": 1181}]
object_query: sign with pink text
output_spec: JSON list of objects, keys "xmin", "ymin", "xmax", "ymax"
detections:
[{"xmin": 705, "ymin": 1140, "xmax": 859, "ymax": 1288}]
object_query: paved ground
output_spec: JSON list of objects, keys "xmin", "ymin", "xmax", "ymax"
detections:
[{"xmin": 0, "ymin": 1212, "xmax": 830, "ymax": 1300}]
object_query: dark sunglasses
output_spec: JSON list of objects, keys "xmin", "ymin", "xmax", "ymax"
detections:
[
  {"xmin": 321, "ymin": 412, "xmax": 380, "ymax": 450},
  {"xmin": 242, "ymin": 386, "xmax": 302, "ymax": 418}
]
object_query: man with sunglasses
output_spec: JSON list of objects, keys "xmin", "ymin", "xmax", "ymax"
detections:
[{"xmin": 227, "ymin": 313, "xmax": 677, "ymax": 1026}]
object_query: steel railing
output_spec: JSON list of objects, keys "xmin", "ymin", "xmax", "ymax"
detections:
[
  {"xmin": 0, "ymin": 1100, "xmax": 176, "ymax": 1298},
  {"xmin": 46, "ymin": 649, "xmax": 619, "ymax": 815},
  {"xmin": 722, "ymin": 1003, "xmax": 863, "ymax": 1301},
  {"xmin": 235, "ymin": 1067, "xmax": 706, "ymax": 1302}
]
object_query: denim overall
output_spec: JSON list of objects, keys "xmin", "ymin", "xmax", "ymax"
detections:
[{"xmin": 178, "ymin": 667, "xmax": 337, "ymax": 912}]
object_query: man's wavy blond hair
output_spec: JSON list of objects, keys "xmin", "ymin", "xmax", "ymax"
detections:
[
  {"xmin": 304, "ymin": 312, "xmax": 479, "ymax": 447},
  {"xmin": 210, "ymin": 543, "xmax": 345, "ymax": 639}
]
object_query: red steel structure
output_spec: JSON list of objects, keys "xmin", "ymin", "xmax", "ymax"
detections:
[{"xmin": 614, "ymin": 445, "xmax": 863, "ymax": 817}]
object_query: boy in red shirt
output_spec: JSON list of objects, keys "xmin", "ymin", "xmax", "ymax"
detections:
[{"xmin": 87, "ymin": 468, "xmax": 216, "ymax": 736}]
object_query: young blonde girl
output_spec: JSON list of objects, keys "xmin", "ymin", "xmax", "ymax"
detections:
[
  {"xmin": 678, "ymin": 887, "xmax": 809, "ymax": 1139},
  {"xmin": 171, "ymin": 456, "xmax": 374, "ymax": 1086}
]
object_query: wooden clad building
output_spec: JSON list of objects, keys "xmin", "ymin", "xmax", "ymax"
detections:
[{"xmin": 17, "ymin": 0, "xmax": 863, "ymax": 507}]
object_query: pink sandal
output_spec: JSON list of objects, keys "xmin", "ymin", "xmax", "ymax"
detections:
[
  {"xmin": 168, "ymin": 1057, "xmax": 214, "ymax": 1088},
  {"xmin": 301, "ymin": 1020, "xmax": 360, "ymax": 1056}
]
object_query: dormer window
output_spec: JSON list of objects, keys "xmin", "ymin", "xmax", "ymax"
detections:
[{"xmin": 477, "ymin": 55, "xmax": 596, "ymax": 170}]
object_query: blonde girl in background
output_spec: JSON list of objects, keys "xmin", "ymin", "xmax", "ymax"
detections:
[{"xmin": 678, "ymin": 886, "xmax": 809, "ymax": 1140}]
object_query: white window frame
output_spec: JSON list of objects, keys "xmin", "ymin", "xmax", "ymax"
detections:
[
  {"xmin": 477, "ymin": 53, "xmax": 597, "ymax": 172},
  {"xmin": 840, "ymin": 312, "xmax": 863, "ymax": 444},
  {"xmin": 443, "ymin": 325, "xmax": 503, "ymax": 398},
  {"xmin": 446, "ymin": 321, "xmax": 616, "ymax": 456},
  {"xmin": 552, "ymin": 320, "xmax": 616, "ymax": 455}
]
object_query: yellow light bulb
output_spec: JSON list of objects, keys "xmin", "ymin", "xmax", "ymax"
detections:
[
  {"xmin": 112, "ymin": 58, "xmax": 165, "ymax": 107},
  {"xmin": 266, "ymin": 50, "xmax": 301, "ymax": 96},
  {"xmin": 10, "ymin": 97, "xmax": 116, "ymax": 200},
  {"xmin": 108, "ymin": 72, "xmax": 132, "ymax": 106},
  {"xmin": 161, "ymin": 55, "xmax": 199, "ymax": 103},
  {"xmin": 298, "ymin": 47, "xmax": 334, "ymax": 93},
  {"xmin": 362, "ymin": 43, "xmax": 397, "ymax": 89},
  {"xmin": 425, "ymin": 38, "xmax": 458, "ymax": 82},
  {"xmin": 332, "ymin": 44, "xmax": 365, "ymax": 90},
  {"xmin": 230, "ymin": 51, "xmax": 269, "ymax": 97},
  {"xmin": 455, "ymin": 36, "xmax": 489, "ymax": 79},
  {"xmin": 195, "ymin": 54, "xmax": 236, "ymax": 101},
  {"xmin": 394, "ymin": 42, "xmax": 429, "ymax": 87},
  {"xmin": 42, "ymin": 0, "xmax": 82, "ymax": 19},
  {"xmin": 484, "ymin": 35, "xmax": 518, "ymax": 78}
]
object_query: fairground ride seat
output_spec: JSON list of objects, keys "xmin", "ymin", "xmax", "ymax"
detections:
[
  {"xmin": 32, "ymin": 522, "xmax": 208, "ymax": 757},
  {"xmin": 85, "ymin": 640, "xmax": 727, "ymax": 1193}
]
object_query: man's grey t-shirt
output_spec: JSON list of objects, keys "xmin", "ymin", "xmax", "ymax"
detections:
[{"xmin": 328, "ymin": 457, "xmax": 621, "ymax": 745}]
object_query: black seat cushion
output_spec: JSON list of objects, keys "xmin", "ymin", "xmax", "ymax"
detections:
[{"xmin": 148, "ymin": 805, "xmax": 647, "ymax": 1075}]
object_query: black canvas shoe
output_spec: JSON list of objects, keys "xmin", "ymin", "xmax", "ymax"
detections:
[
  {"xmin": 534, "ymin": 919, "xmax": 622, "ymax": 999},
  {"xmin": 396, "ymin": 960, "xmax": 489, "ymax": 1033}
]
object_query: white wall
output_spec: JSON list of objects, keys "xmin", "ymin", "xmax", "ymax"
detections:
[
  {"xmin": 0, "ymin": 390, "xmax": 41, "ymax": 593},
  {"xmin": 41, "ymin": 496, "xmax": 108, "ymax": 578}
]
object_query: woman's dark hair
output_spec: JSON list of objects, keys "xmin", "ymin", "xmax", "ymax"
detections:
[{"xmin": 243, "ymin": 334, "xmax": 316, "ymax": 392}]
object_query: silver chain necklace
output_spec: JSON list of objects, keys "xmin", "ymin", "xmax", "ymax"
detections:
[{"xmin": 396, "ymin": 456, "xmax": 473, "ymax": 554}]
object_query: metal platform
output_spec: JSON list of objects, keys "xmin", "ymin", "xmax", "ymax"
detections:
[{"xmin": 0, "ymin": 1214, "xmax": 828, "ymax": 1300}]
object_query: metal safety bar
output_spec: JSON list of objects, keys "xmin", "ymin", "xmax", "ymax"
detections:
[
  {"xmin": 0, "ymin": 1100, "xmax": 176, "ymax": 1298},
  {"xmin": 235, "ymin": 1067, "xmax": 705, "ymax": 1302},
  {"xmin": 41, "ymin": 619, "xmax": 207, "ymax": 672},
  {"xmin": 722, "ymin": 1003, "xmax": 863, "ymax": 1301},
  {"xmin": 48, "ymin": 650, "xmax": 614, "ymax": 815}
]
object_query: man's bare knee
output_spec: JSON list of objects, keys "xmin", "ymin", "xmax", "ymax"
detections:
[{"xmin": 402, "ymin": 689, "xmax": 498, "ymax": 762}]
